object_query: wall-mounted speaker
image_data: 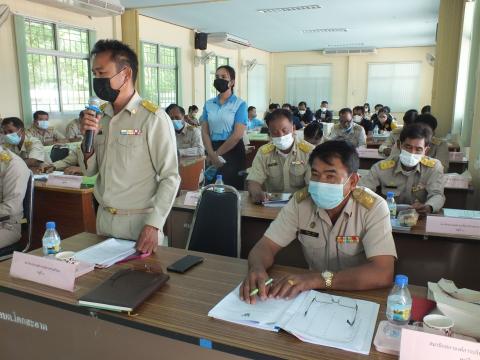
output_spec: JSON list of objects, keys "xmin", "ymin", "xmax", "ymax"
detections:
[{"xmin": 195, "ymin": 32, "xmax": 208, "ymax": 50}]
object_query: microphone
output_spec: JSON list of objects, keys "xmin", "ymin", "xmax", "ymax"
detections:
[{"xmin": 84, "ymin": 96, "xmax": 101, "ymax": 153}]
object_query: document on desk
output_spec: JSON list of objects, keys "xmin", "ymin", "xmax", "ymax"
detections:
[
  {"xmin": 74, "ymin": 238, "xmax": 137, "ymax": 268},
  {"xmin": 209, "ymin": 286, "xmax": 379, "ymax": 354},
  {"xmin": 443, "ymin": 208, "xmax": 480, "ymax": 219}
]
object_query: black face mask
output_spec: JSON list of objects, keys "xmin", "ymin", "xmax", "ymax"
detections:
[
  {"xmin": 93, "ymin": 69, "xmax": 126, "ymax": 103},
  {"xmin": 213, "ymin": 78, "xmax": 230, "ymax": 93}
]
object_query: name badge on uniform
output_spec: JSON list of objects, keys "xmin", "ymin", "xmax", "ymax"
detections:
[
  {"xmin": 336, "ymin": 236, "xmax": 360, "ymax": 244},
  {"xmin": 291, "ymin": 160, "xmax": 305, "ymax": 165},
  {"xmin": 267, "ymin": 162, "xmax": 278, "ymax": 167},
  {"xmin": 412, "ymin": 184, "xmax": 426, "ymax": 192},
  {"xmin": 120, "ymin": 129, "xmax": 142, "ymax": 135},
  {"xmin": 299, "ymin": 229, "xmax": 319, "ymax": 237}
]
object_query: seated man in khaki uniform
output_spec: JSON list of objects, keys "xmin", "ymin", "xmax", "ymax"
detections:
[
  {"xmin": 65, "ymin": 111, "xmax": 84, "ymax": 142},
  {"xmin": 26, "ymin": 110, "xmax": 66, "ymax": 146},
  {"xmin": 171, "ymin": 115, "xmax": 205, "ymax": 157},
  {"xmin": 40, "ymin": 145, "xmax": 83, "ymax": 175},
  {"xmin": 246, "ymin": 109, "xmax": 314, "ymax": 204},
  {"xmin": 1, "ymin": 117, "xmax": 44, "ymax": 168},
  {"xmin": 328, "ymin": 107, "xmax": 366, "ymax": 148},
  {"xmin": 359, "ymin": 123, "xmax": 445, "ymax": 215},
  {"xmin": 240, "ymin": 140, "xmax": 396, "ymax": 303},
  {"xmin": 415, "ymin": 114, "xmax": 449, "ymax": 172},
  {"xmin": 0, "ymin": 146, "xmax": 30, "ymax": 248},
  {"xmin": 379, "ymin": 109, "xmax": 418, "ymax": 157}
]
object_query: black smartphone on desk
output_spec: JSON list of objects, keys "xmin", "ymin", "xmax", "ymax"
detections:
[{"xmin": 167, "ymin": 255, "xmax": 204, "ymax": 273}]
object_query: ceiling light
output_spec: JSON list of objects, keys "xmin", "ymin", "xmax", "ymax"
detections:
[
  {"xmin": 303, "ymin": 28, "xmax": 348, "ymax": 33},
  {"xmin": 257, "ymin": 4, "xmax": 322, "ymax": 14},
  {"xmin": 327, "ymin": 43, "xmax": 365, "ymax": 47}
]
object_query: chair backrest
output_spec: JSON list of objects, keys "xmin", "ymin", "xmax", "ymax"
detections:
[
  {"xmin": 50, "ymin": 146, "xmax": 69, "ymax": 162},
  {"xmin": 186, "ymin": 184, "xmax": 241, "ymax": 258},
  {"xmin": 22, "ymin": 171, "xmax": 35, "ymax": 252}
]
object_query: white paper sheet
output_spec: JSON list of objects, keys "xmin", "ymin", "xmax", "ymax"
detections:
[{"xmin": 74, "ymin": 238, "xmax": 136, "ymax": 268}]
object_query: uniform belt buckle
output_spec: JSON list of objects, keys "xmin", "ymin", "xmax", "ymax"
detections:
[{"xmin": 107, "ymin": 207, "xmax": 117, "ymax": 215}]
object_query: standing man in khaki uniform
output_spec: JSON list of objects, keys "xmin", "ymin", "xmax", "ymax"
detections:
[
  {"xmin": 171, "ymin": 113, "xmax": 205, "ymax": 157},
  {"xmin": 247, "ymin": 109, "xmax": 313, "ymax": 203},
  {"xmin": 1, "ymin": 117, "xmax": 45, "ymax": 168},
  {"xmin": 415, "ymin": 114, "xmax": 449, "ymax": 172},
  {"xmin": 240, "ymin": 140, "xmax": 396, "ymax": 303},
  {"xmin": 360, "ymin": 124, "xmax": 445, "ymax": 215},
  {"xmin": 328, "ymin": 108, "xmax": 366, "ymax": 148},
  {"xmin": 26, "ymin": 111, "xmax": 66, "ymax": 146},
  {"xmin": 80, "ymin": 40, "xmax": 180, "ymax": 254},
  {"xmin": 0, "ymin": 146, "xmax": 30, "ymax": 248}
]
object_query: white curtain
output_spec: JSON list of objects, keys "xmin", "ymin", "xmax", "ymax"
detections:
[
  {"xmin": 247, "ymin": 64, "xmax": 268, "ymax": 113},
  {"xmin": 286, "ymin": 65, "xmax": 332, "ymax": 111},
  {"xmin": 367, "ymin": 62, "xmax": 421, "ymax": 112}
]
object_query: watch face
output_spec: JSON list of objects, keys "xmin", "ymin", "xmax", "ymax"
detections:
[{"xmin": 322, "ymin": 271, "xmax": 333, "ymax": 279}]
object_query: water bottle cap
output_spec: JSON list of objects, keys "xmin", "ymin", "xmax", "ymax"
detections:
[
  {"xmin": 46, "ymin": 221, "xmax": 56, "ymax": 230},
  {"xmin": 387, "ymin": 191, "xmax": 395, "ymax": 198},
  {"xmin": 216, "ymin": 175, "xmax": 223, "ymax": 180},
  {"xmin": 395, "ymin": 274, "xmax": 408, "ymax": 286}
]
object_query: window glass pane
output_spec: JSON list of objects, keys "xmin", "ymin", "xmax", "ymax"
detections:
[
  {"xmin": 25, "ymin": 20, "xmax": 54, "ymax": 50},
  {"xmin": 217, "ymin": 56, "xmax": 229, "ymax": 66},
  {"xmin": 286, "ymin": 65, "xmax": 332, "ymax": 111},
  {"xmin": 248, "ymin": 64, "xmax": 268, "ymax": 114},
  {"xmin": 143, "ymin": 43, "xmax": 158, "ymax": 64},
  {"xmin": 159, "ymin": 46, "xmax": 176, "ymax": 67},
  {"xmin": 58, "ymin": 57, "xmax": 90, "ymax": 111},
  {"xmin": 27, "ymin": 54, "xmax": 60, "ymax": 112},
  {"xmin": 144, "ymin": 66, "xmax": 159, "ymax": 104},
  {"xmin": 159, "ymin": 68, "xmax": 177, "ymax": 108},
  {"xmin": 57, "ymin": 27, "xmax": 89, "ymax": 54}
]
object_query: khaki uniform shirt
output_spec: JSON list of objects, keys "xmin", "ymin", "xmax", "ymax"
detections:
[
  {"xmin": 3, "ymin": 134, "xmax": 44, "ymax": 163},
  {"xmin": 246, "ymin": 139, "xmax": 314, "ymax": 193},
  {"xmin": 79, "ymin": 92, "xmax": 180, "ymax": 241},
  {"xmin": 265, "ymin": 187, "xmax": 397, "ymax": 272},
  {"xmin": 328, "ymin": 123, "xmax": 366, "ymax": 147},
  {"xmin": 175, "ymin": 124, "xmax": 205, "ymax": 157},
  {"xmin": 0, "ymin": 146, "xmax": 30, "ymax": 247},
  {"xmin": 26, "ymin": 126, "xmax": 65, "ymax": 145},
  {"xmin": 358, "ymin": 155, "xmax": 445, "ymax": 212},
  {"xmin": 66, "ymin": 118, "xmax": 83, "ymax": 141},
  {"xmin": 53, "ymin": 146, "xmax": 80, "ymax": 170}
]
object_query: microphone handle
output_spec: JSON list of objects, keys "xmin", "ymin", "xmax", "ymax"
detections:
[{"xmin": 84, "ymin": 130, "xmax": 94, "ymax": 153}]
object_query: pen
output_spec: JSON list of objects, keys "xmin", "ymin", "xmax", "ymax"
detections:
[{"xmin": 249, "ymin": 278, "xmax": 274, "ymax": 296}]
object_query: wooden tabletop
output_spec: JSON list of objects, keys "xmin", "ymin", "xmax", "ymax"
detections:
[
  {"xmin": 0, "ymin": 232, "xmax": 426, "ymax": 360},
  {"xmin": 34, "ymin": 180, "xmax": 94, "ymax": 194}
]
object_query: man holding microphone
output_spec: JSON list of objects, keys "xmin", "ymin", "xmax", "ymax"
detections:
[{"xmin": 80, "ymin": 40, "xmax": 180, "ymax": 254}]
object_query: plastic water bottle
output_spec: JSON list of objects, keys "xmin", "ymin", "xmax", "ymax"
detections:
[
  {"xmin": 42, "ymin": 221, "xmax": 61, "ymax": 256},
  {"xmin": 386, "ymin": 192, "xmax": 397, "ymax": 219},
  {"xmin": 373, "ymin": 125, "xmax": 379, "ymax": 136},
  {"xmin": 386, "ymin": 274, "xmax": 412, "ymax": 325},
  {"xmin": 214, "ymin": 174, "xmax": 225, "ymax": 193}
]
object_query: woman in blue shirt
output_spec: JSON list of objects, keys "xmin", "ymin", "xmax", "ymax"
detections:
[{"xmin": 200, "ymin": 65, "xmax": 248, "ymax": 189}]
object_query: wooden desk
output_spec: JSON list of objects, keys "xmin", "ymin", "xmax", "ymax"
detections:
[
  {"xmin": 167, "ymin": 190, "xmax": 480, "ymax": 289},
  {"xmin": 179, "ymin": 156, "xmax": 205, "ymax": 191},
  {"xmin": 32, "ymin": 182, "xmax": 96, "ymax": 249},
  {"xmin": 0, "ymin": 232, "xmax": 426, "ymax": 360}
]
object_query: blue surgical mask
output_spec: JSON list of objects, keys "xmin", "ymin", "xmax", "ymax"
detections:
[
  {"xmin": 5, "ymin": 132, "xmax": 21, "ymax": 145},
  {"xmin": 343, "ymin": 122, "xmax": 353, "ymax": 133},
  {"xmin": 308, "ymin": 175, "xmax": 351, "ymax": 209},
  {"xmin": 173, "ymin": 120, "xmax": 184, "ymax": 131},
  {"xmin": 38, "ymin": 120, "xmax": 49, "ymax": 130}
]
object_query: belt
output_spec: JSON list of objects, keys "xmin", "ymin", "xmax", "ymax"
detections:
[{"xmin": 103, "ymin": 207, "xmax": 154, "ymax": 216}]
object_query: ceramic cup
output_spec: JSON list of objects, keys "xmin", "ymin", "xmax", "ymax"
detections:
[{"xmin": 423, "ymin": 314, "xmax": 454, "ymax": 337}]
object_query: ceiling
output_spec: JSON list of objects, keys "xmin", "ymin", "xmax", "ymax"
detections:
[{"xmin": 120, "ymin": 0, "xmax": 440, "ymax": 52}]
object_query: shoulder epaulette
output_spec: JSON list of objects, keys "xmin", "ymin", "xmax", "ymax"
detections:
[
  {"xmin": 431, "ymin": 137, "xmax": 442, "ymax": 145},
  {"xmin": 24, "ymin": 140, "xmax": 32, "ymax": 149},
  {"xmin": 294, "ymin": 187, "xmax": 309, "ymax": 203},
  {"xmin": 298, "ymin": 140, "xmax": 314, "ymax": 153},
  {"xmin": 379, "ymin": 159, "xmax": 396, "ymax": 170},
  {"xmin": 0, "ymin": 151, "xmax": 12, "ymax": 163},
  {"xmin": 420, "ymin": 156, "xmax": 436, "ymax": 168},
  {"xmin": 260, "ymin": 143, "xmax": 275, "ymax": 155},
  {"xmin": 352, "ymin": 188, "xmax": 376, "ymax": 210},
  {"xmin": 392, "ymin": 127, "xmax": 402, "ymax": 135},
  {"xmin": 141, "ymin": 100, "xmax": 159, "ymax": 113},
  {"xmin": 100, "ymin": 103, "xmax": 108, "ymax": 112}
]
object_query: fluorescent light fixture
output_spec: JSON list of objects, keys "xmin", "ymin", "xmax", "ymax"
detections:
[
  {"xmin": 327, "ymin": 43, "xmax": 365, "ymax": 47},
  {"xmin": 303, "ymin": 28, "xmax": 348, "ymax": 33},
  {"xmin": 257, "ymin": 4, "xmax": 322, "ymax": 13}
]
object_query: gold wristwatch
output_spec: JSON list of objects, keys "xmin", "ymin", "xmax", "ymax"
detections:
[{"xmin": 321, "ymin": 270, "xmax": 334, "ymax": 289}]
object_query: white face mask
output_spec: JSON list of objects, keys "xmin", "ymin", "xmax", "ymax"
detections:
[
  {"xmin": 299, "ymin": 110, "xmax": 306, "ymax": 115},
  {"xmin": 38, "ymin": 120, "xmax": 49, "ymax": 130},
  {"xmin": 320, "ymin": 107, "xmax": 327, "ymax": 112},
  {"xmin": 353, "ymin": 115, "xmax": 362, "ymax": 123},
  {"xmin": 272, "ymin": 133, "xmax": 294, "ymax": 151},
  {"xmin": 399, "ymin": 149, "xmax": 423, "ymax": 167}
]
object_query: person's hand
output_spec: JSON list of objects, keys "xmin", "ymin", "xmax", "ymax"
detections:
[
  {"xmin": 80, "ymin": 109, "xmax": 102, "ymax": 136},
  {"xmin": 38, "ymin": 163, "xmax": 55, "ymax": 174},
  {"xmin": 136, "ymin": 225, "xmax": 159, "ymax": 254},
  {"xmin": 251, "ymin": 190, "xmax": 268, "ymax": 204},
  {"xmin": 64, "ymin": 166, "xmax": 82, "ymax": 175},
  {"xmin": 383, "ymin": 148, "xmax": 392, "ymax": 157},
  {"xmin": 411, "ymin": 201, "xmax": 432, "ymax": 215},
  {"xmin": 239, "ymin": 266, "xmax": 270, "ymax": 304},
  {"xmin": 269, "ymin": 273, "xmax": 321, "ymax": 300},
  {"xmin": 209, "ymin": 153, "xmax": 224, "ymax": 168}
]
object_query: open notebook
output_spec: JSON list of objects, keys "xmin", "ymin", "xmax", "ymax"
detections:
[{"xmin": 208, "ymin": 285, "xmax": 379, "ymax": 355}]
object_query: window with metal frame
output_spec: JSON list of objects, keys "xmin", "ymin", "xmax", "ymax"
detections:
[{"xmin": 205, "ymin": 56, "xmax": 229, "ymax": 100}]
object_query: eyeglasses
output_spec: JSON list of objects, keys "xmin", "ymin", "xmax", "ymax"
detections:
[{"xmin": 304, "ymin": 294, "xmax": 358, "ymax": 326}]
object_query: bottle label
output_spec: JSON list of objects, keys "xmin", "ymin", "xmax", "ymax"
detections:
[
  {"xmin": 391, "ymin": 305, "xmax": 411, "ymax": 321},
  {"xmin": 46, "ymin": 244, "xmax": 60, "ymax": 255}
]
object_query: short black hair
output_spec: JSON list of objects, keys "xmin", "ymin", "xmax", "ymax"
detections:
[
  {"xmin": 353, "ymin": 106, "xmax": 365, "ymax": 115},
  {"xmin": 421, "ymin": 105, "xmax": 431, "ymax": 114},
  {"xmin": 33, "ymin": 110, "xmax": 48, "ymax": 120},
  {"xmin": 400, "ymin": 123, "xmax": 433, "ymax": 146},
  {"xmin": 374, "ymin": 104, "xmax": 383, "ymax": 109},
  {"xmin": 364, "ymin": 103, "xmax": 371, "ymax": 112},
  {"xmin": 265, "ymin": 109, "xmax": 293, "ymax": 126},
  {"xmin": 377, "ymin": 108, "xmax": 388, "ymax": 115},
  {"xmin": 217, "ymin": 65, "xmax": 236, "ymax": 89},
  {"xmin": 247, "ymin": 106, "xmax": 256, "ymax": 112},
  {"xmin": 304, "ymin": 122, "xmax": 323, "ymax": 141},
  {"xmin": 298, "ymin": 101, "xmax": 307, "ymax": 107},
  {"xmin": 339, "ymin": 107, "xmax": 352, "ymax": 115},
  {"xmin": 91, "ymin": 39, "xmax": 139, "ymax": 83},
  {"xmin": 415, "ymin": 113, "xmax": 438, "ymax": 131},
  {"xmin": 188, "ymin": 105, "xmax": 198, "ymax": 113},
  {"xmin": 268, "ymin": 103, "xmax": 280, "ymax": 110},
  {"xmin": 383, "ymin": 106, "xmax": 391, "ymax": 114},
  {"xmin": 2, "ymin": 117, "xmax": 25, "ymax": 130},
  {"xmin": 165, "ymin": 103, "xmax": 179, "ymax": 114},
  {"xmin": 282, "ymin": 103, "xmax": 291, "ymax": 110},
  {"xmin": 309, "ymin": 140, "xmax": 359, "ymax": 174},
  {"xmin": 321, "ymin": 100, "xmax": 328, "ymax": 105},
  {"xmin": 179, "ymin": 106, "xmax": 185, "ymax": 116},
  {"xmin": 403, "ymin": 109, "xmax": 418, "ymax": 125}
]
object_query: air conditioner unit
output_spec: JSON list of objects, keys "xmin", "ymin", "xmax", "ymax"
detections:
[
  {"xmin": 322, "ymin": 48, "xmax": 377, "ymax": 55},
  {"xmin": 28, "ymin": 0, "xmax": 124, "ymax": 17},
  {"xmin": 208, "ymin": 32, "xmax": 250, "ymax": 49}
]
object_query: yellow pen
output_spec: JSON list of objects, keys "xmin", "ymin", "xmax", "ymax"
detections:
[{"xmin": 249, "ymin": 278, "xmax": 274, "ymax": 296}]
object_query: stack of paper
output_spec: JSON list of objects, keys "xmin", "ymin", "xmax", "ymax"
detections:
[
  {"xmin": 74, "ymin": 238, "xmax": 136, "ymax": 268},
  {"xmin": 262, "ymin": 193, "xmax": 291, "ymax": 208}
]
